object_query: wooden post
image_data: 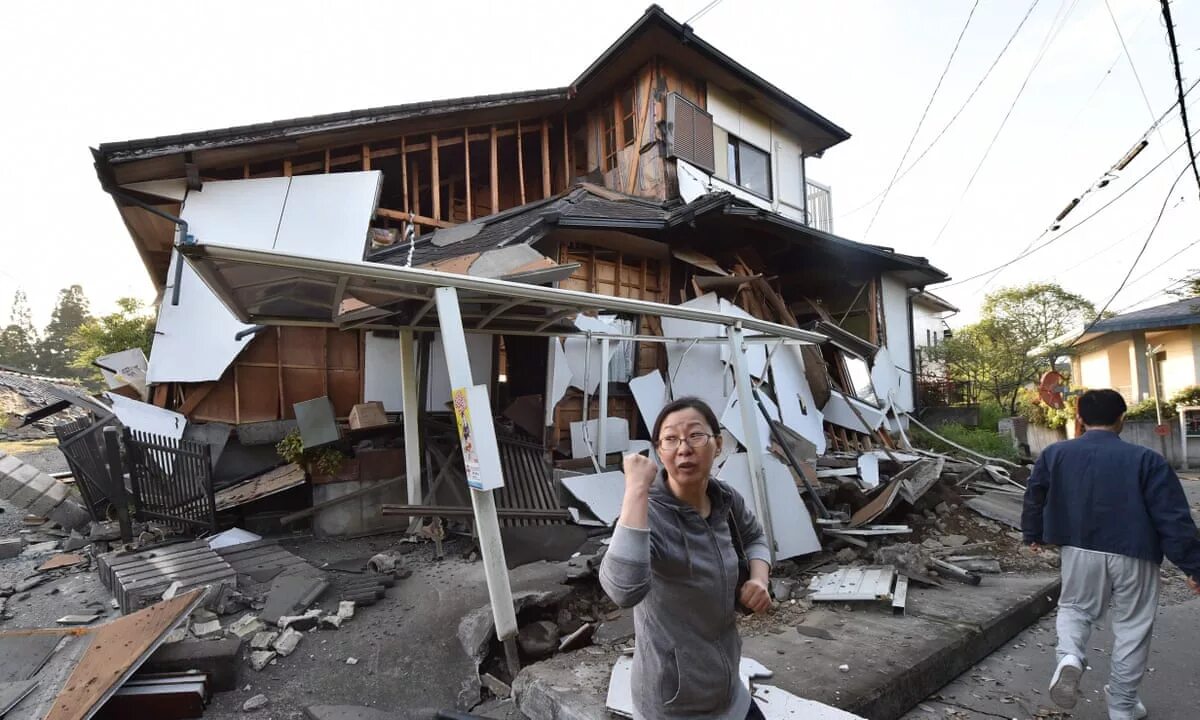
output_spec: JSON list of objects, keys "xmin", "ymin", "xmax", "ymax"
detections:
[
  {"xmin": 431, "ymin": 134, "xmax": 441, "ymax": 221},
  {"xmin": 464, "ymin": 128, "xmax": 473, "ymax": 221},
  {"xmin": 401, "ymin": 138, "xmax": 409, "ymax": 214},
  {"xmin": 516, "ymin": 121, "xmax": 526, "ymax": 205},
  {"xmin": 283, "ymin": 159, "xmax": 293, "ymax": 177},
  {"xmin": 323, "ymin": 149, "xmax": 331, "ymax": 174},
  {"xmin": 362, "ymin": 144, "xmax": 371, "ymax": 171},
  {"xmin": 541, "ymin": 118, "xmax": 551, "ymax": 198},
  {"xmin": 562, "ymin": 114, "xmax": 571, "ymax": 188},
  {"xmin": 412, "ymin": 159, "xmax": 422, "ymax": 217},
  {"xmin": 490, "ymin": 125, "xmax": 499, "ymax": 215},
  {"xmin": 867, "ymin": 278, "xmax": 879, "ymax": 346}
]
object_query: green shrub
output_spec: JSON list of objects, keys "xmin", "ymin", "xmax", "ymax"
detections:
[{"xmin": 910, "ymin": 422, "xmax": 1019, "ymax": 462}]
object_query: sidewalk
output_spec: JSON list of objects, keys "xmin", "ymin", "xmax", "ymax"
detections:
[{"xmin": 513, "ymin": 573, "xmax": 1061, "ymax": 720}]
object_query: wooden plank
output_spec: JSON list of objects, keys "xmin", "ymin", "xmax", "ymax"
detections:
[
  {"xmin": 151, "ymin": 384, "xmax": 169, "ymax": 408},
  {"xmin": 430, "ymin": 133, "xmax": 440, "ymax": 221},
  {"xmin": 283, "ymin": 159, "xmax": 293, "ymax": 177},
  {"xmin": 516, "ymin": 121, "xmax": 526, "ymax": 204},
  {"xmin": 490, "ymin": 125, "xmax": 499, "ymax": 214},
  {"xmin": 541, "ymin": 118, "xmax": 551, "ymax": 198},
  {"xmin": 562, "ymin": 113, "xmax": 570, "ymax": 188},
  {"xmin": 361, "ymin": 145, "xmax": 371, "ymax": 171},
  {"xmin": 401, "ymin": 138, "xmax": 409, "ymax": 214},
  {"xmin": 411, "ymin": 160, "xmax": 421, "ymax": 217},
  {"xmin": 323, "ymin": 149, "xmax": 331, "ymax": 173},
  {"xmin": 464, "ymin": 128, "xmax": 472, "ymax": 221},
  {"xmin": 176, "ymin": 382, "xmax": 216, "ymax": 417},
  {"xmin": 43, "ymin": 589, "xmax": 204, "ymax": 720},
  {"xmin": 625, "ymin": 75, "xmax": 654, "ymax": 195},
  {"xmin": 867, "ymin": 278, "xmax": 879, "ymax": 345},
  {"xmin": 376, "ymin": 207, "xmax": 453, "ymax": 229}
]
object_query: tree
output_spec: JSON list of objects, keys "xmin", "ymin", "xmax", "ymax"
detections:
[
  {"xmin": 1166, "ymin": 270, "xmax": 1200, "ymax": 299},
  {"xmin": 0, "ymin": 290, "xmax": 40, "ymax": 372},
  {"xmin": 928, "ymin": 283, "xmax": 1095, "ymax": 413},
  {"xmin": 39, "ymin": 285, "xmax": 92, "ymax": 378},
  {"xmin": 68, "ymin": 297, "xmax": 156, "ymax": 385}
]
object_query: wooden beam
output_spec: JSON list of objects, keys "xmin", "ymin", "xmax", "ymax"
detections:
[
  {"xmin": 323, "ymin": 149, "xmax": 331, "ymax": 173},
  {"xmin": 625, "ymin": 77, "xmax": 654, "ymax": 195},
  {"xmin": 516, "ymin": 121, "xmax": 526, "ymax": 205},
  {"xmin": 867, "ymin": 278, "xmax": 879, "ymax": 345},
  {"xmin": 362, "ymin": 144, "xmax": 371, "ymax": 171},
  {"xmin": 562, "ymin": 113, "xmax": 571, "ymax": 189},
  {"xmin": 490, "ymin": 125, "xmax": 499, "ymax": 214},
  {"xmin": 152, "ymin": 384, "xmax": 169, "ymax": 408},
  {"xmin": 401, "ymin": 137, "xmax": 409, "ymax": 213},
  {"xmin": 431, "ymin": 133, "xmax": 440, "ymax": 221},
  {"xmin": 376, "ymin": 207, "xmax": 454, "ymax": 229},
  {"xmin": 412, "ymin": 159, "xmax": 421, "ymax": 217},
  {"xmin": 541, "ymin": 118, "xmax": 551, "ymax": 198},
  {"xmin": 464, "ymin": 128, "xmax": 472, "ymax": 221},
  {"xmin": 177, "ymin": 382, "xmax": 217, "ymax": 417},
  {"xmin": 283, "ymin": 159, "xmax": 293, "ymax": 177}
]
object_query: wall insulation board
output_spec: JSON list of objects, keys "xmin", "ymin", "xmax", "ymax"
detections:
[
  {"xmin": 274, "ymin": 172, "xmax": 382, "ymax": 262},
  {"xmin": 717, "ymin": 452, "xmax": 821, "ymax": 559},
  {"xmin": 364, "ymin": 331, "xmax": 412, "ymax": 412},
  {"xmin": 426, "ymin": 332, "xmax": 493, "ymax": 412}
]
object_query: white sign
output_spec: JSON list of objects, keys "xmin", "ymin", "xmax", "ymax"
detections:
[{"xmin": 451, "ymin": 384, "xmax": 505, "ymax": 491}]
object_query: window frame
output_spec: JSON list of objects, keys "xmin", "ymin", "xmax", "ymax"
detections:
[{"xmin": 726, "ymin": 135, "xmax": 773, "ymax": 200}]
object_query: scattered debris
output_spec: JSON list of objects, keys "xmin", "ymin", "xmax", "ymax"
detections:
[
  {"xmin": 243, "ymin": 693, "xmax": 269, "ymax": 712},
  {"xmin": 249, "ymin": 651, "xmax": 276, "ymax": 672},
  {"xmin": 272, "ymin": 627, "xmax": 304, "ymax": 657},
  {"xmin": 55, "ymin": 614, "xmax": 101, "ymax": 625}
]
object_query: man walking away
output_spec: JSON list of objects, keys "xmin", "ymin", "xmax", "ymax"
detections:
[{"xmin": 1023, "ymin": 388, "xmax": 1200, "ymax": 720}]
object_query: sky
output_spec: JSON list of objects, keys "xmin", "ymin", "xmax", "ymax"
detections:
[{"xmin": 1, "ymin": 0, "xmax": 1198, "ymax": 331}]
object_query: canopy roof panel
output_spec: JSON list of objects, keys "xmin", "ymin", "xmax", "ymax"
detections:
[{"xmin": 178, "ymin": 242, "xmax": 828, "ymax": 344}]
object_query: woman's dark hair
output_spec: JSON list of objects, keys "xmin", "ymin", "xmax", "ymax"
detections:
[
  {"xmin": 1078, "ymin": 388, "xmax": 1127, "ymax": 427},
  {"xmin": 651, "ymin": 396, "xmax": 720, "ymax": 442}
]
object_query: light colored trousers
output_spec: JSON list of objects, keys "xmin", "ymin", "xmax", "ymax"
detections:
[{"xmin": 1057, "ymin": 546, "xmax": 1160, "ymax": 717}]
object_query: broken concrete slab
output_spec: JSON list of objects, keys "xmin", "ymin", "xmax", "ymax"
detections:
[
  {"xmin": 592, "ymin": 609, "xmax": 634, "ymax": 646},
  {"xmin": 243, "ymin": 693, "xmax": 270, "ymax": 711},
  {"xmin": 261, "ymin": 570, "xmax": 330, "ymax": 625},
  {"xmin": 226, "ymin": 613, "xmax": 266, "ymax": 639},
  {"xmin": 250, "ymin": 631, "xmax": 279, "ymax": 651},
  {"xmin": 0, "ymin": 538, "xmax": 24, "ymax": 559},
  {"xmin": 964, "ymin": 492, "xmax": 1023, "ymax": 529},
  {"xmin": 517, "ymin": 621, "xmax": 560, "ymax": 660},
  {"xmin": 191, "ymin": 619, "xmax": 222, "ymax": 637},
  {"xmin": 249, "ymin": 650, "xmax": 276, "ymax": 671},
  {"xmin": 273, "ymin": 626, "xmax": 304, "ymax": 657},
  {"xmin": 278, "ymin": 608, "xmax": 322, "ymax": 631}
]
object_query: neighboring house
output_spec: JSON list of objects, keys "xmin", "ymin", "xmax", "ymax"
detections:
[
  {"xmin": 910, "ymin": 291, "xmax": 962, "ymax": 408},
  {"xmin": 1066, "ymin": 297, "xmax": 1200, "ymax": 404},
  {"xmin": 91, "ymin": 6, "xmax": 947, "ymax": 458}
]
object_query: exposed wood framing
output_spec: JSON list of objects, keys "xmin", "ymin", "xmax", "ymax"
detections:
[
  {"xmin": 464, "ymin": 128, "xmax": 473, "ymax": 221},
  {"xmin": 541, "ymin": 118, "xmax": 551, "ymax": 198},
  {"xmin": 362, "ymin": 144, "xmax": 371, "ymax": 171},
  {"xmin": 430, "ymin": 133, "xmax": 441, "ymax": 221},
  {"xmin": 490, "ymin": 125, "xmax": 500, "ymax": 214},
  {"xmin": 401, "ymin": 138, "xmax": 409, "ymax": 213},
  {"xmin": 867, "ymin": 278, "xmax": 879, "ymax": 346},
  {"xmin": 516, "ymin": 120, "xmax": 527, "ymax": 205},
  {"xmin": 625, "ymin": 74, "xmax": 654, "ymax": 195},
  {"xmin": 562, "ymin": 114, "xmax": 570, "ymax": 188},
  {"xmin": 376, "ymin": 207, "xmax": 453, "ymax": 229}
]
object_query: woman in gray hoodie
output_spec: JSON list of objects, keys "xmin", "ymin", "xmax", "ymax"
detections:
[{"xmin": 599, "ymin": 397, "xmax": 773, "ymax": 720}]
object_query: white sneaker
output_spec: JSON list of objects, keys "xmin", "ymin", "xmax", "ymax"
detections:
[
  {"xmin": 1105, "ymin": 684, "xmax": 1148, "ymax": 719},
  {"xmin": 1049, "ymin": 654, "xmax": 1084, "ymax": 709}
]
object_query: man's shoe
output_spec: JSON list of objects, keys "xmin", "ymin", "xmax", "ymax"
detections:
[
  {"xmin": 1105, "ymin": 684, "xmax": 1148, "ymax": 719},
  {"xmin": 1049, "ymin": 654, "xmax": 1084, "ymax": 709}
]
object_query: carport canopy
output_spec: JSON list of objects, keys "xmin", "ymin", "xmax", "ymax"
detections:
[{"xmin": 177, "ymin": 242, "xmax": 829, "ymax": 343}]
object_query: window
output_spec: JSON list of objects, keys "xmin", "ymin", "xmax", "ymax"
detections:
[
  {"xmin": 601, "ymin": 103, "xmax": 618, "ymax": 172},
  {"xmin": 619, "ymin": 84, "xmax": 637, "ymax": 149},
  {"xmin": 727, "ymin": 136, "xmax": 771, "ymax": 199}
]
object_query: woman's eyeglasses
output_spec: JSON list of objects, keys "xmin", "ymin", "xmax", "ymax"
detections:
[{"xmin": 655, "ymin": 432, "xmax": 714, "ymax": 451}]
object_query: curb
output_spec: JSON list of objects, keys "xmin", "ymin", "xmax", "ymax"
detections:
[{"xmin": 848, "ymin": 577, "xmax": 1062, "ymax": 720}]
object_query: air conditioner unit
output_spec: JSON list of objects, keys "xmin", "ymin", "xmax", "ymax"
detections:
[{"xmin": 665, "ymin": 93, "xmax": 716, "ymax": 174}]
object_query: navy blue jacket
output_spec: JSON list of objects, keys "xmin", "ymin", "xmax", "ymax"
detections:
[{"xmin": 1022, "ymin": 430, "xmax": 1200, "ymax": 579}]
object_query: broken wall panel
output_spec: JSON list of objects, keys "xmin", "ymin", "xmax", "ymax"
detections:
[
  {"xmin": 274, "ymin": 171, "xmax": 382, "ymax": 262},
  {"xmin": 717, "ymin": 453, "xmax": 820, "ymax": 559},
  {"xmin": 364, "ymin": 331, "xmax": 408, "ymax": 412},
  {"xmin": 427, "ymin": 332, "xmax": 493, "ymax": 412},
  {"xmin": 770, "ymin": 345, "xmax": 826, "ymax": 455}
]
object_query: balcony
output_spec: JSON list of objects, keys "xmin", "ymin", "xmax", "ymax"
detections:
[{"xmin": 805, "ymin": 180, "xmax": 833, "ymax": 234}]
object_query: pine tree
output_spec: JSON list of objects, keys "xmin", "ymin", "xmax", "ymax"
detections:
[
  {"xmin": 0, "ymin": 290, "xmax": 40, "ymax": 372},
  {"xmin": 39, "ymin": 285, "xmax": 92, "ymax": 378}
]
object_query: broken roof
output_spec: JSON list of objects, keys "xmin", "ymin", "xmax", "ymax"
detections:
[{"xmin": 370, "ymin": 184, "xmax": 948, "ymax": 285}]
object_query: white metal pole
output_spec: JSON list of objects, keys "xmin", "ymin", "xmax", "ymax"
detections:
[
  {"xmin": 727, "ymin": 323, "xmax": 776, "ymax": 563},
  {"xmin": 597, "ymin": 337, "xmax": 610, "ymax": 468},
  {"xmin": 399, "ymin": 329, "xmax": 423, "ymax": 532},
  {"xmin": 1180, "ymin": 407, "xmax": 1189, "ymax": 470},
  {"xmin": 433, "ymin": 287, "xmax": 519, "ymax": 665}
]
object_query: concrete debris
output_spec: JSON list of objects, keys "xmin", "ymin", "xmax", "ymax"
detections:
[
  {"xmin": 593, "ymin": 608, "xmax": 635, "ymax": 646},
  {"xmin": 481, "ymin": 672, "xmax": 512, "ymax": 699},
  {"xmin": 278, "ymin": 609, "xmax": 322, "ymax": 631},
  {"xmin": 20, "ymin": 541, "xmax": 60, "ymax": 557},
  {"xmin": 14, "ymin": 575, "xmax": 47, "ymax": 593},
  {"xmin": 227, "ymin": 613, "xmax": 266, "ymax": 639},
  {"xmin": 250, "ymin": 631, "xmax": 279, "ymax": 651},
  {"xmin": 367, "ymin": 551, "xmax": 410, "ymax": 578},
  {"xmin": 336, "ymin": 601, "xmax": 355, "ymax": 620},
  {"xmin": 517, "ymin": 620, "xmax": 561, "ymax": 660},
  {"xmin": 273, "ymin": 627, "xmax": 304, "ymax": 657},
  {"xmin": 192, "ymin": 619, "xmax": 223, "ymax": 637},
  {"xmin": 834, "ymin": 548, "xmax": 859, "ymax": 564},
  {"xmin": 838, "ymin": 664, "xmax": 850, "ymax": 673},
  {"xmin": 345, "ymin": 657, "xmax": 359, "ymax": 665},
  {"xmin": 162, "ymin": 624, "xmax": 189, "ymax": 644},
  {"xmin": 243, "ymin": 693, "xmax": 270, "ymax": 711},
  {"xmin": 0, "ymin": 538, "xmax": 24, "ymax": 559},
  {"xmin": 161, "ymin": 580, "xmax": 183, "ymax": 600},
  {"xmin": 191, "ymin": 608, "xmax": 219, "ymax": 624},
  {"xmin": 319, "ymin": 614, "xmax": 344, "ymax": 629},
  {"xmin": 55, "ymin": 613, "xmax": 102, "ymax": 625},
  {"xmin": 249, "ymin": 650, "xmax": 276, "ymax": 671},
  {"xmin": 770, "ymin": 578, "xmax": 799, "ymax": 600},
  {"xmin": 941, "ymin": 535, "xmax": 969, "ymax": 548}
]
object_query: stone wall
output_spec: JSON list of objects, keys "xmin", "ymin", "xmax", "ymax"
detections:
[{"xmin": 0, "ymin": 451, "xmax": 91, "ymax": 530}]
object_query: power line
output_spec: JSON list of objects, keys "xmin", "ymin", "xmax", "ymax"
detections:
[
  {"xmin": 1161, "ymin": 0, "xmax": 1200, "ymax": 198},
  {"xmin": 928, "ymin": 0, "xmax": 1082, "ymax": 249},
  {"xmin": 684, "ymin": 0, "xmax": 725, "ymax": 25},
  {"xmin": 836, "ymin": 0, "xmax": 1042, "ymax": 223},
  {"xmin": 1071, "ymin": 160, "xmax": 1193, "ymax": 343},
  {"xmin": 1104, "ymin": 0, "xmax": 1168, "ymax": 150},
  {"xmin": 939, "ymin": 126, "xmax": 1199, "ymax": 290},
  {"xmin": 863, "ymin": 0, "xmax": 981, "ymax": 238}
]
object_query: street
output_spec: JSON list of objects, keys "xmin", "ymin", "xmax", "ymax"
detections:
[{"xmin": 902, "ymin": 476, "xmax": 1200, "ymax": 720}]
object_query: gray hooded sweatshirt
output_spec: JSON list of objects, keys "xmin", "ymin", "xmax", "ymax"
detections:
[{"xmin": 599, "ymin": 472, "xmax": 771, "ymax": 720}]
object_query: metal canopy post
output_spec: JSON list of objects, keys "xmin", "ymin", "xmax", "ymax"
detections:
[
  {"xmin": 597, "ymin": 337, "xmax": 610, "ymax": 468},
  {"xmin": 399, "ymin": 329, "xmax": 423, "ymax": 532},
  {"xmin": 433, "ymin": 287, "xmax": 520, "ymax": 675},
  {"xmin": 727, "ymin": 323, "xmax": 776, "ymax": 564}
]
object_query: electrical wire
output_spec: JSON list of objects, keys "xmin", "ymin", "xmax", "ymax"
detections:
[
  {"xmin": 1068, "ymin": 160, "xmax": 1193, "ymax": 345},
  {"xmin": 684, "ymin": 0, "xmax": 724, "ymax": 25},
  {"xmin": 1104, "ymin": 0, "xmax": 1168, "ymax": 150},
  {"xmin": 939, "ymin": 126, "xmax": 1200, "ymax": 290},
  {"xmin": 928, "ymin": 0, "xmax": 1083, "ymax": 250},
  {"xmin": 1161, "ymin": 0, "xmax": 1200, "ymax": 198},
  {"xmin": 838, "ymin": 0, "xmax": 1041, "ymax": 223},
  {"xmin": 863, "ymin": 0, "xmax": 981, "ymax": 238}
]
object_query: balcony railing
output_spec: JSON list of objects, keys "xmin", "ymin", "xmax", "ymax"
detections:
[
  {"xmin": 917, "ymin": 376, "xmax": 974, "ymax": 407},
  {"xmin": 805, "ymin": 180, "xmax": 833, "ymax": 234}
]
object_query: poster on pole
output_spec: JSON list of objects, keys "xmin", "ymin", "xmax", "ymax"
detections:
[{"xmin": 452, "ymin": 384, "xmax": 506, "ymax": 491}]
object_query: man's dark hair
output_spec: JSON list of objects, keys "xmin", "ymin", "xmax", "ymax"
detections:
[
  {"xmin": 1077, "ymin": 389, "xmax": 1128, "ymax": 427},
  {"xmin": 651, "ymin": 396, "xmax": 720, "ymax": 441}
]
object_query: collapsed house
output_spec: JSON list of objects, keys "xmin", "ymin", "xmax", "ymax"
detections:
[{"xmin": 88, "ymin": 5, "xmax": 947, "ymax": 535}]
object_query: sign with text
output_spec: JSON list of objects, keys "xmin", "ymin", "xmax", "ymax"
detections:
[{"xmin": 452, "ymin": 384, "xmax": 505, "ymax": 491}]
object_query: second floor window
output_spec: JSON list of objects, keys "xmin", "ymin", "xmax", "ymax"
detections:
[
  {"xmin": 727, "ymin": 136, "xmax": 771, "ymax": 199},
  {"xmin": 602, "ymin": 83, "xmax": 638, "ymax": 173}
]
